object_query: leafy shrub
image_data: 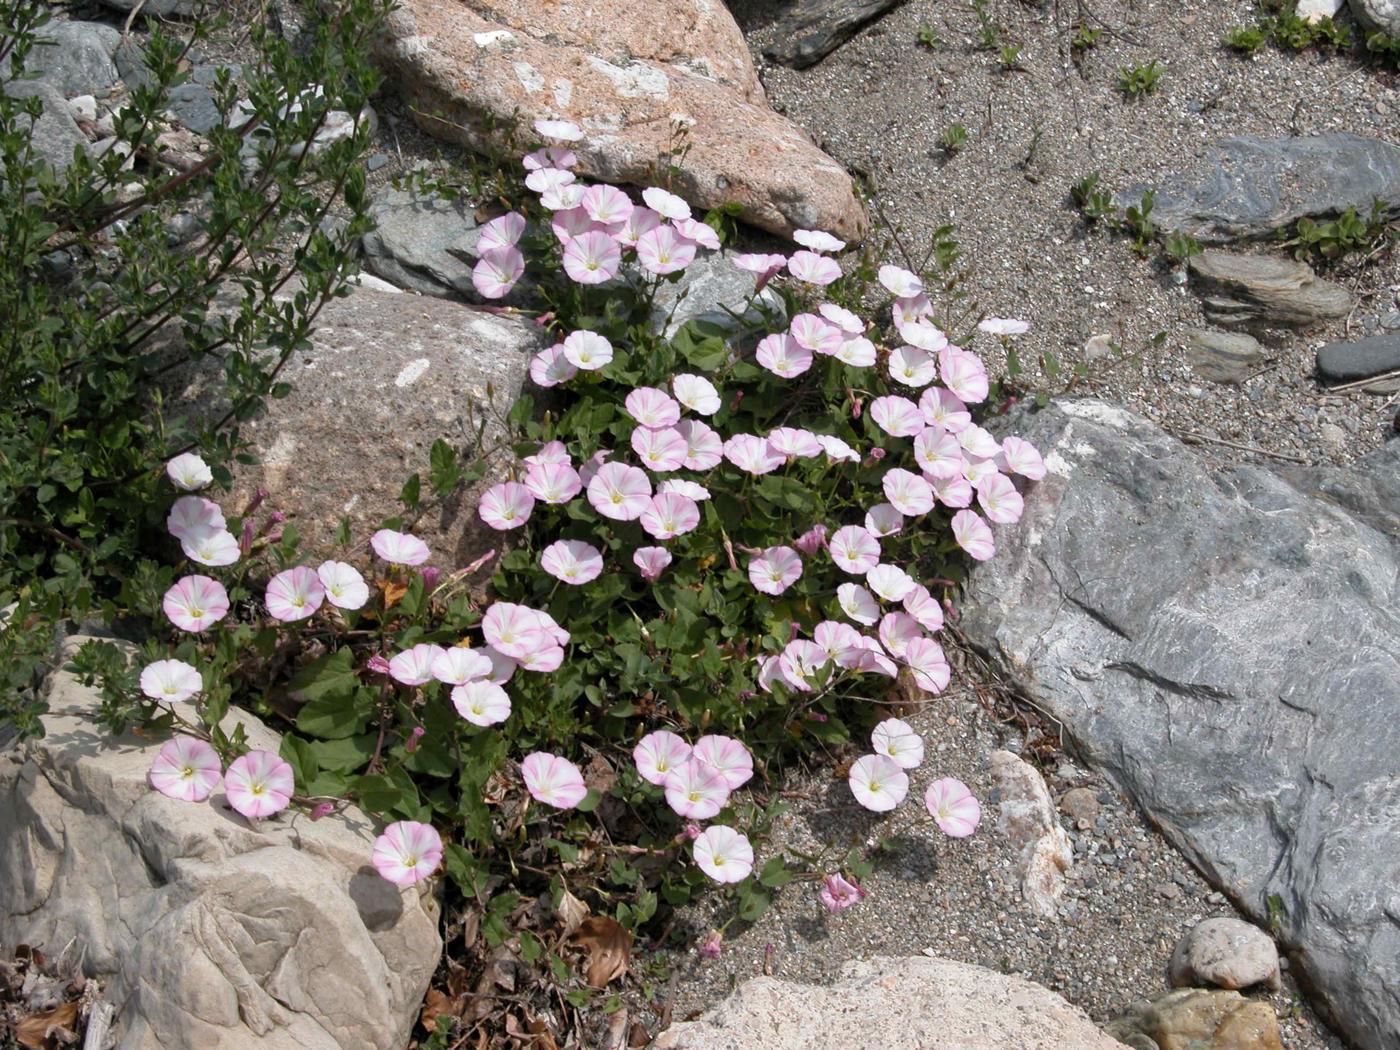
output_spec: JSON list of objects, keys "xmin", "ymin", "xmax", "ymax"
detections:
[{"xmin": 0, "ymin": 0, "xmax": 386, "ymax": 731}]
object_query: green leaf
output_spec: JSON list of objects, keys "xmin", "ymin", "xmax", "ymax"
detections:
[
  {"xmin": 758, "ymin": 856, "xmax": 793, "ymax": 889},
  {"xmin": 279, "ymin": 735, "xmax": 320, "ymax": 792}
]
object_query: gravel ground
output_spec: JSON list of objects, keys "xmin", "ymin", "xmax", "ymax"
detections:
[
  {"xmin": 657, "ymin": 654, "xmax": 1345, "ymax": 1049},
  {"xmin": 729, "ymin": 0, "xmax": 1400, "ymax": 469}
]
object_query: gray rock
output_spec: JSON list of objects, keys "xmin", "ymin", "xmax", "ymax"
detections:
[
  {"xmin": 653, "ymin": 956, "xmax": 1130, "ymax": 1050},
  {"xmin": 361, "ymin": 187, "xmax": 483, "ymax": 301},
  {"xmin": 28, "ymin": 21, "xmax": 120, "ymax": 98},
  {"xmin": 97, "ymin": 0, "xmax": 201, "ymax": 18},
  {"xmin": 653, "ymin": 250, "xmax": 786, "ymax": 341},
  {"xmin": 1188, "ymin": 250, "xmax": 1351, "ymax": 328},
  {"xmin": 763, "ymin": 0, "xmax": 909, "ymax": 69},
  {"xmin": 961, "ymin": 400, "xmax": 1400, "ymax": 1050},
  {"xmin": 1298, "ymin": 0, "xmax": 1345, "ymax": 19},
  {"xmin": 1349, "ymin": 0, "xmax": 1400, "ymax": 34},
  {"xmin": 171, "ymin": 282, "xmax": 539, "ymax": 568},
  {"xmin": 1060, "ymin": 786, "xmax": 1101, "ymax": 823},
  {"xmin": 3, "ymin": 80, "xmax": 88, "ymax": 173},
  {"xmin": 1169, "ymin": 918, "xmax": 1281, "ymax": 992},
  {"xmin": 113, "ymin": 36, "xmax": 154, "ymax": 91},
  {"xmin": 1316, "ymin": 331, "xmax": 1400, "ymax": 383},
  {"xmin": 1183, "ymin": 329, "xmax": 1264, "ymax": 384},
  {"xmin": 1116, "ymin": 135, "xmax": 1400, "ymax": 244},
  {"xmin": 165, "ymin": 81, "xmax": 222, "ymax": 133},
  {"xmin": 1, "ymin": 634, "xmax": 441, "ymax": 1050}
]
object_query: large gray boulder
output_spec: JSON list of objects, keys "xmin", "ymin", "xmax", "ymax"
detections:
[
  {"xmin": 29, "ymin": 21, "xmax": 121, "ymax": 98},
  {"xmin": 360, "ymin": 187, "xmax": 483, "ymax": 301},
  {"xmin": 0, "ymin": 635, "xmax": 442, "ymax": 1050},
  {"xmin": 960, "ymin": 400, "xmax": 1400, "ymax": 1050},
  {"xmin": 4, "ymin": 80, "xmax": 88, "ymax": 173},
  {"xmin": 1116, "ymin": 135, "xmax": 1400, "ymax": 243},
  {"xmin": 1349, "ymin": 0, "xmax": 1400, "ymax": 34},
  {"xmin": 653, "ymin": 956, "xmax": 1130, "ymax": 1050}
]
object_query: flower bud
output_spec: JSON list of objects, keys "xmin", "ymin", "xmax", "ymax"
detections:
[
  {"xmin": 418, "ymin": 566, "xmax": 442, "ymax": 591},
  {"xmin": 698, "ymin": 931, "xmax": 723, "ymax": 959},
  {"xmin": 310, "ymin": 802, "xmax": 335, "ymax": 821},
  {"xmin": 366, "ymin": 654, "xmax": 391, "ymax": 675},
  {"xmin": 405, "ymin": 726, "xmax": 425, "ymax": 753}
]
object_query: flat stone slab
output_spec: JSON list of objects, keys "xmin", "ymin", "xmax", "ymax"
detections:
[
  {"xmin": 961, "ymin": 400, "xmax": 1400, "ymax": 1050},
  {"xmin": 1116, "ymin": 135, "xmax": 1400, "ymax": 244},
  {"xmin": 1187, "ymin": 249, "xmax": 1350, "ymax": 328},
  {"xmin": 1183, "ymin": 329, "xmax": 1265, "ymax": 384},
  {"xmin": 763, "ymin": 0, "xmax": 908, "ymax": 69},
  {"xmin": 1316, "ymin": 331, "xmax": 1400, "ymax": 383}
]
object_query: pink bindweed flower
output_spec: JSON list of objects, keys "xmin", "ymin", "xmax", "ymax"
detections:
[
  {"xmin": 976, "ymin": 472, "xmax": 1024, "ymax": 524},
  {"xmin": 871, "ymin": 717, "xmax": 924, "ymax": 769},
  {"xmin": 641, "ymin": 186, "xmax": 690, "ymax": 221},
  {"xmin": 893, "ymin": 293, "xmax": 934, "ymax": 327},
  {"xmin": 848, "ymin": 754, "xmax": 909, "ymax": 812},
  {"xmin": 877, "ymin": 264, "xmax": 922, "ymax": 298},
  {"xmin": 914, "ymin": 427, "xmax": 965, "ymax": 481},
  {"xmin": 793, "ymin": 523, "xmax": 829, "ymax": 556},
  {"xmin": 372, "ymin": 820, "xmax": 444, "ymax": 886},
  {"xmin": 672, "ymin": 374, "xmax": 721, "ymax": 415},
  {"xmin": 817, "ymin": 434, "xmax": 860, "ymax": 463},
  {"xmin": 167, "ymin": 495, "xmax": 225, "ymax": 541},
  {"xmin": 371, "ymin": 529, "xmax": 431, "ymax": 566},
  {"xmin": 683, "ymin": 823, "xmax": 703, "ymax": 841},
  {"xmin": 540, "ymin": 539, "xmax": 605, "ymax": 584},
  {"xmin": 636, "ymin": 225, "xmax": 696, "ymax": 275},
  {"xmin": 587, "ymin": 462, "xmax": 653, "ymax": 521},
  {"xmin": 224, "ymin": 749, "xmax": 294, "ymax": 820},
  {"xmin": 525, "ymin": 440, "xmax": 571, "ymax": 467},
  {"xmin": 166, "ymin": 452, "xmax": 213, "ymax": 491},
  {"xmin": 633, "ymin": 546, "xmax": 673, "ymax": 581},
  {"xmin": 958, "ymin": 424, "xmax": 1001, "ymax": 460},
  {"xmin": 903, "ymin": 584, "xmax": 945, "ymax": 632},
  {"xmin": 768, "ymin": 427, "xmax": 823, "ymax": 459},
  {"xmin": 903, "ymin": 636, "xmax": 951, "ymax": 693},
  {"xmin": 472, "ymin": 246, "xmax": 525, "ymax": 300},
  {"xmin": 534, "ymin": 117, "xmax": 583, "ymax": 141},
  {"xmin": 692, "ymin": 825, "xmax": 754, "ymax": 884},
  {"xmin": 835, "ymin": 335, "xmax": 877, "ymax": 367},
  {"xmin": 925, "ymin": 778, "xmax": 982, "ymax": 837},
  {"xmin": 163, "ymin": 575, "xmax": 230, "ymax": 632},
  {"xmin": 482, "ymin": 603, "xmax": 547, "ymax": 660},
  {"xmin": 866, "ymin": 563, "xmax": 917, "ymax": 602},
  {"xmin": 838, "ymin": 635, "xmax": 898, "ymax": 677},
  {"xmin": 581, "ymin": 183, "xmax": 634, "ymax": 225},
  {"xmin": 898, "ymin": 319, "xmax": 949, "ymax": 354},
  {"xmin": 732, "ymin": 252, "xmax": 788, "ymax": 291},
  {"xmin": 869, "ymin": 396, "xmax": 925, "ymax": 438},
  {"xmin": 779, "ymin": 639, "xmax": 830, "ymax": 691},
  {"xmin": 963, "ymin": 456, "xmax": 999, "ymax": 487},
  {"xmin": 478, "ymin": 482, "xmax": 536, "ymax": 531},
  {"xmin": 664, "ymin": 758, "xmax": 731, "ymax": 819},
  {"xmin": 265, "ymin": 566, "xmax": 325, "ymax": 623},
  {"xmin": 563, "ymin": 230, "xmax": 622, "ymax": 284},
  {"xmin": 998, "ymin": 435, "xmax": 1047, "ymax": 480},
  {"xmin": 551, "ymin": 205, "xmax": 602, "ymax": 245},
  {"xmin": 389, "ymin": 643, "xmax": 445, "ymax": 686},
  {"xmin": 675, "ymin": 419, "xmax": 724, "ymax": 470},
  {"xmin": 529, "ymin": 344, "xmax": 579, "ymax": 388},
  {"xmin": 939, "ymin": 347, "xmax": 989, "ymax": 403},
  {"xmin": 640, "ymin": 492, "xmax": 701, "ymax": 539},
  {"xmin": 951, "ymin": 509, "xmax": 996, "ymax": 562},
  {"xmin": 451, "ymin": 681, "xmax": 512, "ymax": 726},
  {"xmin": 819, "ymin": 873, "xmax": 866, "ymax": 913},
  {"xmin": 524, "ymin": 461, "xmax": 582, "ymax": 504},
  {"xmin": 432, "ymin": 646, "xmax": 494, "ymax": 686},
  {"xmin": 625, "ymin": 386, "xmax": 681, "ymax": 428},
  {"xmin": 481, "ymin": 646, "xmax": 518, "ymax": 684},
  {"xmin": 693, "ymin": 735, "xmax": 753, "ymax": 790},
  {"xmin": 634, "ymin": 730, "xmax": 692, "ymax": 786},
  {"xmin": 525, "ymin": 166, "xmax": 575, "ymax": 195},
  {"xmin": 818, "ymin": 302, "xmax": 863, "ymax": 333},
  {"xmin": 698, "ymin": 930, "xmax": 724, "ymax": 958},
  {"xmin": 148, "ymin": 735, "xmax": 222, "ymax": 802},
  {"xmin": 317, "ymin": 561, "xmax": 369, "ymax": 610},
  {"xmin": 755, "ymin": 333, "xmax": 812, "ymax": 378},
  {"xmin": 789, "ymin": 313, "xmax": 843, "ymax": 355},
  {"xmin": 920, "ymin": 387, "xmax": 971, "ymax": 432},
  {"xmin": 659, "ymin": 479, "xmax": 710, "ymax": 501},
  {"xmin": 829, "ymin": 525, "xmax": 881, "ymax": 574},
  {"xmin": 814, "ymin": 620, "xmax": 861, "ymax": 660},
  {"xmin": 877, "ymin": 611, "xmax": 924, "ymax": 659},
  {"xmin": 864, "ymin": 503, "xmax": 904, "ymax": 537},
  {"xmin": 140, "ymin": 659, "xmax": 203, "ymax": 702},
  {"xmin": 181, "ymin": 529, "xmax": 239, "ymax": 567},
  {"xmin": 882, "ymin": 468, "xmax": 936, "ymax": 516},
  {"xmin": 787, "ymin": 250, "xmax": 841, "ymax": 286},
  {"xmin": 521, "ymin": 752, "xmax": 588, "ymax": 809},
  {"xmin": 978, "ymin": 317, "xmax": 1030, "ymax": 337},
  {"xmin": 673, "ymin": 217, "xmax": 721, "ymax": 251},
  {"xmin": 631, "ymin": 426, "xmax": 688, "ymax": 472},
  {"xmin": 748, "ymin": 545, "xmax": 803, "ymax": 596},
  {"xmin": 837, "ymin": 582, "xmax": 881, "ymax": 626},
  {"xmin": 888, "ymin": 345, "xmax": 936, "ymax": 387},
  {"xmin": 794, "ymin": 228, "xmax": 846, "ymax": 253},
  {"xmin": 616, "ymin": 205, "xmax": 661, "ymax": 246},
  {"xmin": 723, "ymin": 434, "xmax": 785, "ymax": 476},
  {"xmin": 478, "ymin": 210, "xmax": 527, "ymax": 251},
  {"xmin": 755, "ymin": 653, "xmax": 791, "ymax": 693},
  {"xmin": 562, "ymin": 330, "xmax": 613, "ymax": 371}
]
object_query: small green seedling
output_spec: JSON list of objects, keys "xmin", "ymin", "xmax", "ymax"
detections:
[{"xmin": 1118, "ymin": 59, "xmax": 1164, "ymax": 98}]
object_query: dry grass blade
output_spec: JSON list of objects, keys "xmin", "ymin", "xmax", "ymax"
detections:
[{"xmin": 570, "ymin": 917, "xmax": 631, "ymax": 990}]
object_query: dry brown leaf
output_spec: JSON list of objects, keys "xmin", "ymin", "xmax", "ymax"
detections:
[
  {"xmin": 627, "ymin": 1020, "xmax": 651, "ymax": 1048},
  {"xmin": 555, "ymin": 889, "xmax": 588, "ymax": 936},
  {"xmin": 418, "ymin": 987, "xmax": 461, "ymax": 1034},
  {"xmin": 571, "ymin": 916, "xmax": 631, "ymax": 990},
  {"xmin": 583, "ymin": 754, "xmax": 616, "ymax": 796},
  {"xmin": 377, "ymin": 578, "xmax": 408, "ymax": 610},
  {"xmin": 15, "ymin": 1000, "xmax": 80, "ymax": 1049}
]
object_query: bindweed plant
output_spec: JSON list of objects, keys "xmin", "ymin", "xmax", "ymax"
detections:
[{"xmin": 74, "ymin": 117, "xmax": 1049, "ymax": 1010}]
